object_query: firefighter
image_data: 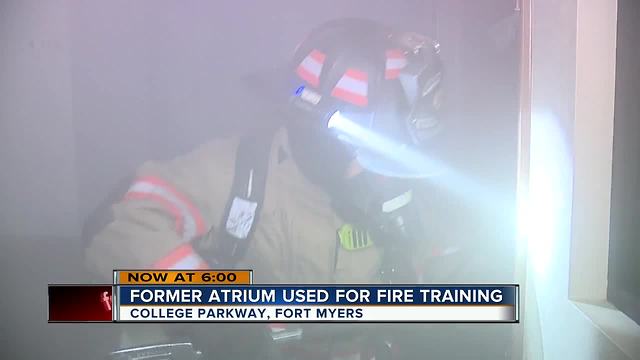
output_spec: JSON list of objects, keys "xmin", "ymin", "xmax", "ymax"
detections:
[{"xmin": 87, "ymin": 18, "xmax": 446, "ymax": 360}]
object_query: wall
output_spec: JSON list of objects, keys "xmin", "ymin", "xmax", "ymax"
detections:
[
  {"xmin": 524, "ymin": 0, "xmax": 638, "ymax": 358},
  {"xmin": 608, "ymin": 0, "xmax": 640, "ymax": 324},
  {"xmin": 0, "ymin": 0, "xmax": 79, "ymax": 239}
]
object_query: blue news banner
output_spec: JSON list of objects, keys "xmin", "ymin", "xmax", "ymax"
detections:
[{"xmin": 115, "ymin": 285, "xmax": 519, "ymax": 323}]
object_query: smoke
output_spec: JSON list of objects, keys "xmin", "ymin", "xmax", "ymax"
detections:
[{"xmin": 0, "ymin": 1, "xmax": 520, "ymax": 359}]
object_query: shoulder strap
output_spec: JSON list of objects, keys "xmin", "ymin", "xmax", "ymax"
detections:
[
  {"xmin": 196, "ymin": 129, "xmax": 277, "ymax": 268},
  {"xmin": 82, "ymin": 174, "xmax": 134, "ymax": 250}
]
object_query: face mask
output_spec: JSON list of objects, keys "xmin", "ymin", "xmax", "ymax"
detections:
[{"xmin": 286, "ymin": 110, "xmax": 356, "ymax": 188}]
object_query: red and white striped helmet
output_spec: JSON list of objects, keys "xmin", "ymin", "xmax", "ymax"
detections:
[{"xmin": 286, "ymin": 18, "xmax": 445, "ymax": 179}]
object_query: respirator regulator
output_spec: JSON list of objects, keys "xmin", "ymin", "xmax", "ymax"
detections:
[{"xmin": 337, "ymin": 173, "xmax": 419, "ymax": 240}]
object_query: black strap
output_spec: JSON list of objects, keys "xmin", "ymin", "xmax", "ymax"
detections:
[
  {"xmin": 82, "ymin": 174, "xmax": 134, "ymax": 250},
  {"xmin": 193, "ymin": 129, "xmax": 276, "ymax": 268}
]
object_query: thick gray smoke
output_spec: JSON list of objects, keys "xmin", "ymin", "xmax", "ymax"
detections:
[{"xmin": 0, "ymin": 1, "xmax": 520, "ymax": 359}]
